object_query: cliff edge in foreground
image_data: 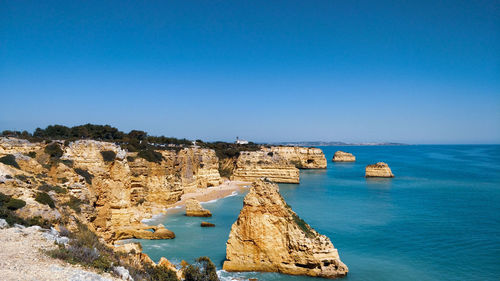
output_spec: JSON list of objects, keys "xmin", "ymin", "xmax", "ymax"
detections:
[{"xmin": 223, "ymin": 180, "xmax": 348, "ymax": 278}]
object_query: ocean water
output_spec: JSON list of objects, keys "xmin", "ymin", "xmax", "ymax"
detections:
[{"xmin": 138, "ymin": 145, "xmax": 500, "ymax": 281}]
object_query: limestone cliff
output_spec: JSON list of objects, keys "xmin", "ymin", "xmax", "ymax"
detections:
[
  {"xmin": 332, "ymin": 151, "xmax": 355, "ymax": 162},
  {"xmin": 231, "ymin": 150, "xmax": 300, "ymax": 183},
  {"xmin": 0, "ymin": 137, "xmax": 222, "ymax": 241},
  {"xmin": 365, "ymin": 162, "xmax": 394, "ymax": 178},
  {"xmin": 223, "ymin": 180, "xmax": 348, "ymax": 278},
  {"xmin": 269, "ymin": 146, "xmax": 327, "ymax": 169}
]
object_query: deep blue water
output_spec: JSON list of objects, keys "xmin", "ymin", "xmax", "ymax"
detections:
[{"xmin": 139, "ymin": 145, "xmax": 500, "ymax": 281}]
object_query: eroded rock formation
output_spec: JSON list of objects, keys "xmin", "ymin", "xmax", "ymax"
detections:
[
  {"xmin": 269, "ymin": 146, "xmax": 327, "ymax": 169},
  {"xmin": 0, "ymin": 137, "xmax": 222, "ymax": 241},
  {"xmin": 185, "ymin": 198, "xmax": 212, "ymax": 217},
  {"xmin": 231, "ymin": 146, "xmax": 327, "ymax": 183},
  {"xmin": 223, "ymin": 180, "xmax": 348, "ymax": 278},
  {"xmin": 332, "ymin": 151, "xmax": 356, "ymax": 162},
  {"xmin": 365, "ymin": 162, "xmax": 394, "ymax": 177},
  {"xmin": 231, "ymin": 150, "xmax": 300, "ymax": 183}
]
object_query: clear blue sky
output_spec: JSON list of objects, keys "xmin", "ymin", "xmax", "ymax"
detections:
[{"xmin": 1, "ymin": 0, "xmax": 499, "ymax": 144}]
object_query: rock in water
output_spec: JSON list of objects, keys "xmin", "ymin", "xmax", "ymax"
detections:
[
  {"xmin": 200, "ymin": 221, "xmax": 215, "ymax": 227},
  {"xmin": 332, "ymin": 151, "xmax": 356, "ymax": 162},
  {"xmin": 185, "ymin": 198, "xmax": 212, "ymax": 217},
  {"xmin": 223, "ymin": 180, "xmax": 348, "ymax": 278},
  {"xmin": 365, "ymin": 162, "xmax": 394, "ymax": 177}
]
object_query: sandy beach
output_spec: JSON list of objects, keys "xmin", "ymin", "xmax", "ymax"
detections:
[{"xmin": 168, "ymin": 180, "xmax": 252, "ymax": 210}]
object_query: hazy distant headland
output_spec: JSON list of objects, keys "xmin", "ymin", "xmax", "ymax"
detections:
[{"xmin": 272, "ymin": 141, "xmax": 408, "ymax": 146}]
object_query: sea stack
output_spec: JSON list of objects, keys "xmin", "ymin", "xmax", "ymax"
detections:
[
  {"xmin": 223, "ymin": 180, "xmax": 348, "ymax": 278},
  {"xmin": 332, "ymin": 151, "xmax": 356, "ymax": 162},
  {"xmin": 365, "ymin": 162, "xmax": 394, "ymax": 177},
  {"xmin": 185, "ymin": 198, "xmax": 212, "ymax": 217}
]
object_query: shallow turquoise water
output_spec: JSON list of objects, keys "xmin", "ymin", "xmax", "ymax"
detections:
[{"xmin": 139, "ymin": 145, "xmax": 500, "ymax": 281}]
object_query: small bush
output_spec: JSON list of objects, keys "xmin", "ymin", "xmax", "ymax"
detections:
[
  {"xmin": 62, "ymin": 159, "xmax": 74, "ymax": 167},
  {"xmin": 0, "ymin": 192, "xmax": 10, "ymax": 204},
  {"xmin": 27, "ymin": 151, "xmax": 37, "ymax": 158},
  {"xmin": 47, "ymin": 222, "xmax": 118, "ymax": 274},
  {"xmin": 64, "ymin": 196, "xmax": 83, "ymax": 213},
  {"xmin": 74, "ymin": 168, "xmax": 93, "ymax": 184},
  {"xmin": 38, "ymin": 184, "xmax": 67, "ymax": 194},
  {"xmin": 126, "ymin": 156, "xmax": 135, "ymax": 162},
  {"xmin": 35, "ymin": 192, "xmax": 55, "ymax": 208},
  {"xmin": 292, "ymin": 212, "xmax": 315, "ymax": 238},
  {"xmin": 137, "ymin": 149, "xmax": 163, "ymax": 163},
  {"xmin": 44, "ymin": 143, "xmax": 63, "ymax": 158},
  {"xmin": 14, "ymin": 174, "xmax": 28, "ymax": 182},
  {"xmin": 144, "ymin": 265, "xmax": 179, "ymax": 281},
  {"xmin": 91, "ymin": 255, "xmax": 112, "ymax": 272},
  {"xmin": 0, "ymin": 154, "xmax": 20, "ymax": 169},
  {"xmin": 184, "ymin": 256, "xmax": 219, "ymax": 281},
  {"xmin": 6, "ymin": 198, "xmax": 26, "ymax": 210},
  {"xmin": 100, "ymin": 150, "xmax": 116, "ymax": 162},
  {"xmin": 218, "ymin": 167, "xmax": 232, "ymax": 178},
  {"xmin": 0, "ymin": 192, "xmax": 51, "ymax": 228}
]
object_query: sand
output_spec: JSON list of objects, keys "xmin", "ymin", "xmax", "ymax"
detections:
[{"xmin": 169, "ymin": 180, "xmax": 251, "ymax": 209}]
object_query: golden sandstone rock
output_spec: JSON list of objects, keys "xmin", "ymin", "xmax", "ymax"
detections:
[
  {"xmin": 223, "ymin": 180, "xmax": 348, "ymax": 278},
  {"xmin": 268, "ymin": 146, "xmax": 327, "ymax": 169},
  {"xmin": 231, "ymin": 146, "xmax": 327, "ymax": 183},
  {"xmin": 0, "ymin": 137, "xmax": 222, "ymax": 242},
  {"xmin": 185, "ymin": 198, "xmax": 212, "ymax": 217},
  {"xmin": 365, "ymin": 162, "xmax": 394, "ymax": 177},
  {"xmin": 200, "ymin": 221, "xmax": 215, "ymax": 227},
  {"xmin": 332, "ymin": 151, "xmax": 356, "ymax": 162}
]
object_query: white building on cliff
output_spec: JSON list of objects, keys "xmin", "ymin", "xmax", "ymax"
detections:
[{"xmin": 235, "ymin": 137, "xmax": 249, "ymax": 145}]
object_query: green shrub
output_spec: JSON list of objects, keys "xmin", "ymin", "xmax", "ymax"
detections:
[
  {"xmin": 100, "ymin": 150, "xmax": 116, "ymax": 162},
  {"xmin": 0, "ymin": 154, "xmax": 20, "ymax": 169},
  {"xmin": 64, "ymin": 196, "xmax": 83, "ymax": 213},
  {"xmin": 0, "ymin": 192, "xmax": 10, "ymax": 204},
  {"xmin": 74, "ymin": 168, "xmax": 93, "ymax": 184},
  {"xmin": 143, "ymin": 265, "xmax": 179, "ymax": 281},
  {"xmin": 14, "ymin": 174, "xmax": 28, "ymax": 182},
  {"xmin": 27, "ymin": 151, "xmax": 37, "ymax": 158},
  {"xmin": 184, "ymin": 256, "xmax": 219, "ymax": 281},
  {"xmin": 35, "ymin": 192, "xmax": 55, "ymax": 208},
  {"xmin": 0, "ymin": 192, "xmax": 51, "ymax": 228},
  {"xmin": 44, "ymin": 143, "xmax": 63, "ymax": 158},
  {"xmin": 218, "ymin": 167, "xmax": 232, "ymax": 178},
  {"xmin": 137, "ymin": 149, "xmax": 163, "ymax": 163},
  {"xmin": 38, "ymin": 184, "xmax": 67, "ymax": 194},
  {"xmin": 126, "ymin": 156, "xmax": 135, "ymax": 162},
  {"xmin": 62, "ymin": 159, "xmax": 74, "ymax": 167},
  {"xmin": 292, "ymin": 212, "xmax": 315, "ymax": 238},
  {"xmin": 6, "ymin": 198, "xmax": 26, "ymax": 210},
  {"xmin": 91, "ymin": 255, "xmax": 112, "ymax": 272}
]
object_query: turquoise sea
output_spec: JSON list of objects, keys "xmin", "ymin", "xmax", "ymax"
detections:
[{"xmin": 139, "ymin": 145, "xmax": 500, "ymax": 281}]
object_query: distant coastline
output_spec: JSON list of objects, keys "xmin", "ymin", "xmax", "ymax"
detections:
[{"xmin": 272, "ymin": 141, "xmax": 408, "ymax": 146}]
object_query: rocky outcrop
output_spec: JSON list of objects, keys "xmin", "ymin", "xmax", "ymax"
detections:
[
  {"xmin": 231, "ymin": 146, "xmax": 327, "ymax": 183},
  {"xmin": 114, "ymin": 224, "xmax": 175, "ymax": 240},
  {"xmin": 332, "ymin": 151, "xmax": 355, "ymax": 162},
  {"xmin": 269, "ymin": 146, "xmax": 327, "ymax": 169},
  {"xmin": 365, "ymin": 162, "xmax": 394, "ymax": 178},
  {"xmin": 0, "ymin": 137, "xmax": 222, "ymax": 242},
  {"xmin": 231, "ymin": 150, "xmax": 300, "ymax": 183},
  {"xmin": 185, "ymin": 198, "xmax": 212, "ymax": 217},
  {"xmin": 223, "ymin": 180, "xmax": 348, "ymax": 278},
  {"xmin": 200, "ymin": 221, "xmax": 215, "ymax": 227}
]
